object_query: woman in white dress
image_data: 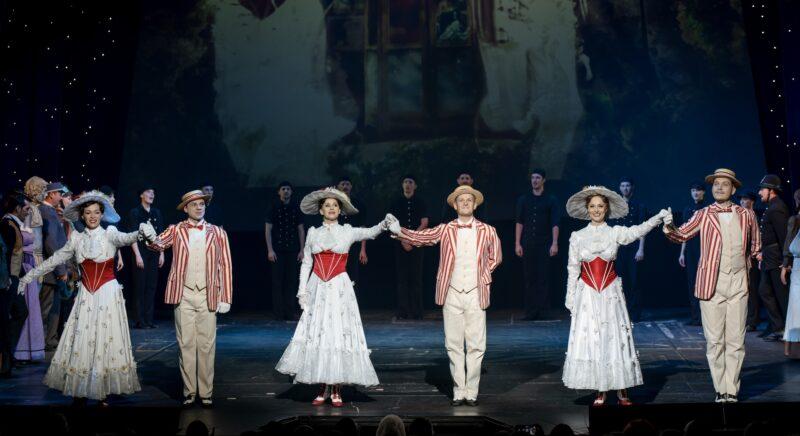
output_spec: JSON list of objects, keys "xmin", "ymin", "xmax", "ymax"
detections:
[
  {"xmin": 562, "ymin": 186, "xmax": 670, "ymax": 406},
  {"xmin": 17, "ymin": 191, "xmax": 156, "ymax": 405},
  {"xmin": 276, "ymin": 187, "xmax": 390, "ymax": 406},
  {"xmin": 780, "ymin": 188, "xmax": 800, "ymax": 356}
]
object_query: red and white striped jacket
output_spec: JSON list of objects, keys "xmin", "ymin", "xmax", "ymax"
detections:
[
  {"xmin": 396, "ymin": 219, "xmax": 502, "ymax": 309},
  {"xmin": 665, "ymin": 203, "xmax": 760, "ymax": 300},
  {"xmin": 150, "ymin": 220, "xmax": 233, "ymax": 311}
]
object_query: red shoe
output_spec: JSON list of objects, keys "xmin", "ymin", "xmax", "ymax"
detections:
[
  {"xmin": 592, "ymin": 392, "xmax": 607, "ymax": 407},
  {"xmin": 331, "ymin": 385, "xmax": 344, "ymax": 408},
  {"xmin": 617, "ymin": 390, "xmax": 633, "ymax": 406},
  {"xmin": 312, "ymin": 384, "xmax": 329, "ymax": 406}
]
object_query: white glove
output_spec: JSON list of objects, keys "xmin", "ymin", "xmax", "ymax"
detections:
[
  {"xmin": 139, "ymin": 221, "xmax": 157, "ymax": 243},
  {"xmin": 17, "ymin": 281, "xmax": 26, "ymax": 296},
  {"xmin": 216, "ymin": 302, "xmax": 231, "ymax": 314},
  {"xmin": 661, "ymin": 207, "xmax": 673, "ymax": 226},
  {"xmin": 298, "ymin": 293, "xmax": 309, "ymax": 311},
  {"xmin": 384, "ymin": 213, "xmax": 401, "ymax": 234}
]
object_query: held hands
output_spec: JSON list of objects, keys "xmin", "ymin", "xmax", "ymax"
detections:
[
  {"xmin": 660, "ymin": 208, "xmax": 673, "ymax": 226},
  {"xmin": 217, "ymin": 302, "xmax": 231, "ymax": 314},
  {"xmin": 139, "ymin": 221, "xmax": 157, "ymax": 243},
  {"xmin": 383, "ymin": 213, "xmax": 401, "ymax": 234}
]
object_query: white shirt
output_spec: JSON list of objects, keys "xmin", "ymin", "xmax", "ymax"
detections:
[
  {"xmin": 449, "ymin": 218, "xmax": 478, "ymax": 293},
  {"xmin": 184, "ymin": 223, "xmax": 207, "ymax": 291}
]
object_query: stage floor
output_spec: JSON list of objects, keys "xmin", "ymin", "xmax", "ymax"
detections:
[{"xmin": 2, "ymin": 310, "xmax": 799, "ymax": 435}]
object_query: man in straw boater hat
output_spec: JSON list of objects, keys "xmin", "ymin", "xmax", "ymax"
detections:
[
  {"xmin": 386, "ymin": 185, "xmax": 502, "ymax": 406},
  {"xmin": 663, "ymin": 168, "xmax": 761, "ymax": 403},
  {"xmin": 148, "ymin": 189, "xmax": 233, "ymax": 408}
]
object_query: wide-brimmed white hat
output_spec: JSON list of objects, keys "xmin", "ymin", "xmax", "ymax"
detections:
[
  {"xmin": 300, "ymin": 187, "xmax": 358, "ymax": 216},
  {"xmin": 63, "ymin": 190, "xmax": 120, "ymax": 223},
  {"xmin": 566, "ymin": 185, "xmax": 628, "ymax": 220}
]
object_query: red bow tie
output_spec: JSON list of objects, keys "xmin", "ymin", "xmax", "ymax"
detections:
[
  {"xmin": 187, "ymin": 223, "xmax": 204, "ymax": 231},
  {"xmin": 456, "ymin": 223, "xmax": 472, "ymax": 229},
  {"xmin": 712, "ymin": 206, "xmax": 732, "ymax": 213}
]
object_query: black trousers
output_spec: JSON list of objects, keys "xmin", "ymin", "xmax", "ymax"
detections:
[
  {"xmin": 759, "ymin": 267, "xmax": 790, "ymax": 332},
  {"xmin": 271, "ymin": 250, "xmax": 300, "ymax": 320},
  {"xmin": 746, "ymin": 266, "xmax": 762, "ymax": 328},
  {"xmin": 132, "ymin": 250, "xmax": 159, "ymax": 325},
  {"xmin": 685, "ymin": 250, "xmax": 702, "ymax": 323},
  {"xmin": 0, "ymin": 280, "xmax": 28, "ymax": 374},
  {"xmin": 523, "ymin": 243, "xmax": 550, "ymax": 318},
  {"xmin": 396, "ymin": 246, "xmax": 424, "ymax": 319},
  {"xmin": 616, "ymin": 245, "xmax": 642, "ymax": 321},
  {"xmin": 39, "ymin": 282, "xmax": 61, "ymax": 347}
]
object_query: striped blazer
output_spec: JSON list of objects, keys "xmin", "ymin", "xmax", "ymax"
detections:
[
  {"xmin": 150, "ymin": 220, "xmax": 233, "ymax": 311},
  {"xmin": 664, "ymin": 203, "xmax": 760, "ymax": 300},
  {"xmin": 396, "ymin": 219, "xmax": 502, "ymax": 309}
]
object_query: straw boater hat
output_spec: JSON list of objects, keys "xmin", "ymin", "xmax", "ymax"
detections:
[
  {"xmin": 704, "ymin": 168, "xmax": 742, "ymax": 188},
  {"xmin": 63, "ymin": 190, "xmax": 120, "ymax": 223},
  {"xmin": 446, "ymin": 185, "xmax": 484, "ymax": 208},
  {"xmin": 177, "ymin": 189, "xmax": 213, "ymax": 211},
  {"xmin": 300, "ymin": 187, "xmax": 358, "ymax": 216},
  {"xmin": 566, "ymin": 185, "xmax": 628, "ymax": 221}
]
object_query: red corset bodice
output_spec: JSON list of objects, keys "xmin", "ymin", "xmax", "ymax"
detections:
[
  {"xmin": 80, "ymin": 259, "xmax": 116, "ymax": 293},
  {"xmin": 580, "ymin": 257, "xmax": 617, "ymax": 292},
  {"xmin": 312, "ymin": 251, "xmax": 349, "ymax": 282}
]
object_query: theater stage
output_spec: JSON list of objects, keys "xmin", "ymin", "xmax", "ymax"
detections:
[{"xmin": 1, "ymin": 310, "xmax": 798, "ymax": 435}]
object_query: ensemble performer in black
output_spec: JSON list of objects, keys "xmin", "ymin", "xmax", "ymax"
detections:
[
  {"xmin": 389, "ymin": 175, "xmax": 429, "ymax": 320},
  {"xmin": 514, "ymin": 169, "xmax": 560, "ymax": 320},
  {"xmin": 127, "ymin": 187, "xmax": 164, "ymax": 329},
  {"xmin": 756, "ymin": 174, "xmax": 790, "ymax": 341},
  {"xmin": 265, "ymin": 181, "xmax": 305, "ymax": 320}
]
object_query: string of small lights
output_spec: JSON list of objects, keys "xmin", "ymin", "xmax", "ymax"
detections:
[{"xmin": 0, "ymin": 2, "xmax": 136, "ymax": 194}]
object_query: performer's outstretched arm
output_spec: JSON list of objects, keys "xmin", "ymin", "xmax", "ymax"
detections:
[
  {"xmin": 663, "ymin": 209, "xmax": 702, "ymax": 244},
  {"xmin": 615, "ymin": 209, "xmax": 670, "ymax": 246},
  {"xmin": 18, "ymin": 234, "xmax": 75, "ymax": 293},
  {"xmin": 389, "ymin": 217, "xmax": 446, "ymax": 247},
  {"xmin": 149, "ymin": 224, "xmax": 178, "ymax": 252}
]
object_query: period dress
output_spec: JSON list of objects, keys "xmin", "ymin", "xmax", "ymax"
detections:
[
  {"xmin": 14, "ymin": 228, "xmax": 45, "ymax": 361},
  {"xmin": 276, "ymin": 222, "xmax": 383, "ymax": 386},
  {"xmin": 562, "ymin": 217, "xmax": 661, "ymax": 391},
  {"xmin": 18, "ymin": 225, "xmax": 141, "ymax": 399},
  {"xmin": 785, "ymin": 231, "xmax": 800, "ymax": 342}
]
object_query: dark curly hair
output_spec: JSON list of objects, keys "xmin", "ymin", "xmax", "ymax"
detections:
[
  {"xmin": 318, "ymin": 197, "xmax": 342, "ymax": 211},
  {"xmin": 78, "ymin": 200, "xmax": 105, "ymax": 218}
]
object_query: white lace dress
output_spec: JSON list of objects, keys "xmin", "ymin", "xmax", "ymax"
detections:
[
  {"xmin": 275, "ymin": 222, "xmax": 383, "ymax": 386},
  {"xmin": 562, "ymin": 217, "xmax": 661, "ymax": 391},
  {"xmin": 19, "ymin": 226, "xmax": 141, "ymax": 399}
]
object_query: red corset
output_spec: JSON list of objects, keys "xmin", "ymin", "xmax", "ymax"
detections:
[
  {"xmin": 312, "ymin": 251, "xmax": 349, "ymax": 282},
  {"xmin": 80, "ymin": 259, "xmax": 116, "ymax": 293},
  {"xmin": 580, "ymin": 257, "xmax": 617, "ymax": 292}
]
